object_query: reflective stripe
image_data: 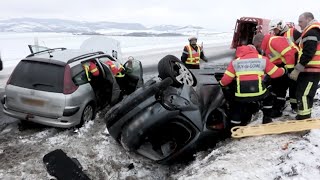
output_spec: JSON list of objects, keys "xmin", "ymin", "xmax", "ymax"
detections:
[
  {"xmin": 186, "ymin": 45, "xmax": 200, "ymax": 64},
  {"xmin": 231, "ymin": 120, "xmax": 241, "ymax": 124},
  {"xmin": 295, "ymin": 37, "xmax": 302, "ymax": 45},
  {"xmin": 298, "ymin": 108, "xmax": 311, "ymax": 116},
  {"xmin": 268, "ymin": 36, "xmax": 292, "ymax": 64},
  {"xmin": 83, "ymin": 64, "xmax": 91, "ymax": 81},
  {"xmin": 300, "ymin": 82, "xmax": 313, "ymax": 116},
  {"xmin": 290, "ymin": 98, "xmax": 297, "ymax": 103},
  {"xmin": 267, "ymin": 66, "xmax": 278, "ymax": 75},
  {"xmin": 90, "ymin": 67, "xmax": 98, "ymax": 73},
  {"xmin": 235, "ymin": 89, "xmax": 266, "ymax": 97},
  {"xmin": 263, "ymin": 106, "xmax": 273, "ymax": 109},
  {"xmin": 301, "ymin": 36, "xmax": 318, "ymax": 43},
  {"xmin": 285, "ymin": 29, "xmax": 300, "ymax": 52},
  {"xmin": 183, "ymin": 51, "xmax": 188, "ymax": 54},
  {"xmin": 306, "ymin": 60, "xmax": 320, "ymax": 65},
  {"xmin": 225, "ymin": 70, "xmax": 235, "ymax": 78},
  {"xmin": 235, "ymin": 71, "xmax": 264, "ymax": 76},
  {"xmin": 280, "ymin": 46, "xmax": 292, "ymax": 56},
  {"xmin": 276, "ymin": 97, "xmax": 286, "ymax": 101},
  {"xmin": 116, "ymin": 72, "xmax": 125, "ymax": 78},
  {"xmin": 285, "ymin": 64, "xmax": 295, "ymax": 69}
]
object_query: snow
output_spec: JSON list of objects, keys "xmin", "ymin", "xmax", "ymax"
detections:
[
  {"xmin": 173, "ymin": 105, "xmax": 320, "ymax": 180},
  {"xmin": 0, "ymin": 32, "xmax": 233, "ymax": 68},
  {"xmin": 1, "ymin": 32, "xmax": 320, "ymax": 179}
]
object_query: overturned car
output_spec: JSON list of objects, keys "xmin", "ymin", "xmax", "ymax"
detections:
[{"xmin": 105, "ymin": 55, "xmax": 232, "ymax": 164}]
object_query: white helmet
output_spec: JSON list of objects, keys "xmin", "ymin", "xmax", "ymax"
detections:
[
  {"xmin": 188, "ymin": 36, "xmax": 197, "ymax": 41},
  {"xmin": 269, "ymin": 19, "xmax": 286, "ymax": 31}
]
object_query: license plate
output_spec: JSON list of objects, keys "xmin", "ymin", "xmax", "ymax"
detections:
[{"xmin": 21, "ymin": 98, "xmax": 45, "ymax": 106}]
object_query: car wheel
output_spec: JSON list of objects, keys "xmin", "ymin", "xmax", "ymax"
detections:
[
  {"xmin": 158, "ymin": 55, "xmax": 197, "ymax": 87},
  {"xmin": 78, "ymin": 103, "xmax": 94, "ymax": 127}
]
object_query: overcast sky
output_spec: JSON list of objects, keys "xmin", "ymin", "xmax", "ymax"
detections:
[{"xmin": 0, "ymin": 0, "xmax": 319, "ymax": 31}]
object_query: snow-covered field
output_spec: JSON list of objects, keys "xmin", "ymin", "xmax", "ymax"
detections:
[
  {"xmin": 0, "ymin": 32, "xmax": 233, "ymax": 67},
  {"xmin": 1, "ymin": 32, "xmax": 320, "ymax": 180}
]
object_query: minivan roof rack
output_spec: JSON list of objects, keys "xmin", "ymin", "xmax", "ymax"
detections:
[
  {"xmin": 26, "ymin": 48, "xmax": 67, "ymax": 58},
  {"xmin": 67, "ymin": 51, "xmax": 105, "ymax": 64}
]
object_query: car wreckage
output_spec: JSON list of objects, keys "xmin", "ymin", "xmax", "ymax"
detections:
[{"xmin": 105, "ymin": 55, "xmax": 234, "ymax": 164}]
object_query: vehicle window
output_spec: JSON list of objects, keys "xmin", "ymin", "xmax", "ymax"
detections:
[
  {"xmin": 71, "ymin": 64, "xmax": 88, "ymax": 85},
  {"xmin": 10, "ymin": 61, "xmax": 64, "ymax": 93}
]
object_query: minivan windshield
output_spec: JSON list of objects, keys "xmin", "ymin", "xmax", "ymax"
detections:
[{"xmin": 9, "ymin": 60, "xmax": 64, "ymax": 93}]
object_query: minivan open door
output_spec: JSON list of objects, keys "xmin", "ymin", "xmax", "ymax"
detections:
[{"xmin": 123, "ymin": 58, "xmax": 144, "ymax": 89}]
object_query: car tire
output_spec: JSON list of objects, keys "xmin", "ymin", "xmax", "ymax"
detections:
[
  {"xmin": 77, "ymin": 103, "xmax": 94, "ymax": 127},
  {"xmin": 158, "ymin": 55, "xmax": 197, "ymax": 87}
]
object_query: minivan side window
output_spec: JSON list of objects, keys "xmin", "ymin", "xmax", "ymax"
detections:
[{"xmin": 71, "ymin": 64, "xmax": 88, "ymax": 86}]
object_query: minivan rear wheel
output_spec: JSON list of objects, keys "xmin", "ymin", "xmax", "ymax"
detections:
[{"xmin": 78, "ymin": 104, "xmax": 94, "ymax": 127}]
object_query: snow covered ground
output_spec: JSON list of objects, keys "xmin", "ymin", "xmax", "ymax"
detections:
[{"xmin": 1, "ymin": 32, "xmax": 320, "ymax": 179}]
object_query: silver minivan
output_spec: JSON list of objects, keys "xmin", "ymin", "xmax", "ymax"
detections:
[{"xmin": 1, "ymin": 46, "xmax": 143, "ymax": 128}]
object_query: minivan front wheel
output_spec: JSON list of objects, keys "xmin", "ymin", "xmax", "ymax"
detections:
[{"xmin": 78, "ymin": 104, "xmax": 94, "ymax": 127}]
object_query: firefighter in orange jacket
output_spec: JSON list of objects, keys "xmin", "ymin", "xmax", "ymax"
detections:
[
  {"xmin": 83, "ymin": 60, "xmax": 100, "ymax": 81},
  {"xmin": 253, "ymin": 33, "xmax": 298, "ymax": 117},
  {"xmin": 181, "ymin": 36, "xmax": 208, "ymax": 69},
  {"xmin": 104, "ymin": 60, "xmax": 125, "ymax": 78},
  {"xmin": 288, "ymin": 12, "xmax": 320, "ymax": 120},
  {"xmin": 220, "ymin": 45, "xmax": 285, "ymax": 125},
  {"xmin": 269, "ymin": 20, "xmax": 301, "ymax": 113}
]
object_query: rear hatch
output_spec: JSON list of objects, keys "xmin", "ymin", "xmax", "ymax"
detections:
[{"xmin": 5, "ymin": 60, "xmax": 66, "ymax": 118}]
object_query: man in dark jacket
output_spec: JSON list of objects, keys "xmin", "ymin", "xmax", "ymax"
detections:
[
  {"xmin": 181, "ymin": 36, "xmax": 208, "ymax": 69},
  {"xmin": 289, "ymin": 12, "xmax": 320, "ymax": 120}
]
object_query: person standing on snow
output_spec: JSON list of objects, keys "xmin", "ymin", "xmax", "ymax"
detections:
[
  {"xmin": 268, "ymin": 19, "xmax": 302, "ymax": 114},
  {"xmin": 220, "ymin": 45, "xmax": 285, "ymax": 126},
  {"xmin": 181, "ymin": 36, "xmax": 208, "ymax": 69},
  {"xmin": 288, "ymin": 12, "xmax": 320, "ymax": 120},
  {"xmin": 253, "ymin": 33, "xmax": 298, "ymax": 117}
]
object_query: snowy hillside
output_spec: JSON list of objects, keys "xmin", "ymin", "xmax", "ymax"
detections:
[{"xmin": 0, "ymin": 18, "xmax": 215, "ymax": 36}]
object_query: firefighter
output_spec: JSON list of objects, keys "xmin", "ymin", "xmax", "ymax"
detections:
[
  {"xmin": 104, "ymin": 60, "xmax": 125, "ymax": 78},
  {"xmin": 83, "ymin": 60, "xmax": 100, "ymax": 81},
  {"xmin": 269, "ymin": 19, "xmax": 301, "ymax": 113},
  {"xmin": 253, "ymin": 33, "xmax": 298, "ymax": 117},
  {"xmin": 104, "ymin": 59, "xmax": 138, "ymax": 97},
  {"xmin": 181, "ymin": 36, "xmax": 208, "ymax": 69},
  {"xmin": 269, "ymin": 19, "xmax": 302, "ymax": 47},
  {"xmin": 220, "ymin": 45, "xmax": 285, "ymax": 125},
  {"xmin": 288, "ymin": 12, "xmax": 320, "ymax": 120}
]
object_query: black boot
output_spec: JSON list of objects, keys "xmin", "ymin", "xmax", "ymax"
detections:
[
  {"xmin": 262, "ymin": 116, "xmax": 273, "ymax": 124},
  {"xmin": 296, "ymin": 114, "xmax": 311, "ymax": 120},
  {"xmin": 270, "ymin": 109, "xmax": 282, "ymax": 118}
]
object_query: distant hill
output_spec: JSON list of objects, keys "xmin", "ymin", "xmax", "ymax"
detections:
[
  {"xmin": 0, "ymin": 18, "xmax": 146, "ymax": 33},
  {"xmin": 0, "ymin": 18, "xmax": 209, "ymax": 36}
]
